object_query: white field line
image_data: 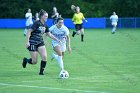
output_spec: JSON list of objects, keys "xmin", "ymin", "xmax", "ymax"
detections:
[{"xmin": 0, "ymin": 83, "xmax": 108, "ymax": 93}]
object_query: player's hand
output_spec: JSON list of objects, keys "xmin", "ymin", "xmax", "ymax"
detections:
[
  {"xmin": 68, "ymin": 46, "xmax": 72, "ymax": 54},
  {"xmin": 85, "ymin": 20, "xmax": 88, "ymax": 22},
  {"xmin": 26, "ymin": 42, "xmax": 30, "ymax": 48},
  {"xmin": 73, "ymin": 22, "xmax": 75, "ymax": 24}
]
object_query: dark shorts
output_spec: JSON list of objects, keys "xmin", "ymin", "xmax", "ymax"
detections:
[
  {"xmin": 75, "ymin": 24, "xmax": 83, "ymax": 31},
  {"xmin": 27, "ymin": 42, "xmax": 45, "ymax": 52}
]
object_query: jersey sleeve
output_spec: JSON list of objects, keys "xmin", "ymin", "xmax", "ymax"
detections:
[
  {"xmin": 81, "ymin": 13, "xmax": 85, "ymax": 19},
  {"xmin": 72, "ymin": 14, "xmax": 75, "ymax": 22},
  {"xmin": 110, "ymin": 16, "xmax": 112, "ymax": 20},
  {"xmin": 49, "ymin": 25, "xmax": 54, "ymax": 33},
  {"xmin": 65, "ymin": 26, "xmax": 69, "ymax": 35},
  {"xmin": 31, "ymin": 21, "xmax": 38, "ymax": 31}
]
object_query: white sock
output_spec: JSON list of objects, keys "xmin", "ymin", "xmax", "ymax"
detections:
[
  {"xmin": 114, "ymin": 27, "xmax": 116, "ymax": 32},
  {"xmin": 112, "ymin": 27, "xmax": 116, "ymax": 32},
  {"xmin": 56, "ymin": 56, "xmax": 64, "ymax": 70},
  {"xmin": 53, "ymin": 53, "xmax": 58, "ymax": 59},
  {"xmin": 24, "ymin": 29, "xmax": 28, "ymax": 35}
]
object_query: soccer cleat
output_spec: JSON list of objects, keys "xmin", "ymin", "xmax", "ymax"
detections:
[
  {"xmin": 72, "ymin": 31, "xmax": 76, "ymax": 37},
  {"xmin": 22, "ymin": 57, "xmax": 27, "ymax": 68},
  {"xmin": 24, "ymin": 34, "xmax": 26, "ymax": 37},
  {"xmin": 112, "ymin": 32, "xmax": 115, "ymax": 34},
  {"xmin": 39, "ymin": 72, "xmax": 44, "ymax": 75}
]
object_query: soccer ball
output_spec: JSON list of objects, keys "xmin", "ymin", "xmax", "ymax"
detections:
[{"xmin": 59, "ymin": 70, "xmax": 69, "ymax": 79}]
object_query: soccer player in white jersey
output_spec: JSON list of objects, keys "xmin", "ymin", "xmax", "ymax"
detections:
[
  {"xmin": 24, "ymin": 8, "xmax": 33, "ymax": 36},
  {"xmin": 49, "ymin": 17, "xmax": 71, "ymax": 72},
  {"xmin": 110, "ymin": 12, "xmax": 118, "ymax": 34}
]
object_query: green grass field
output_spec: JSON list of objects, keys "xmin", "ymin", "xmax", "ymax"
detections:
[{"xmin": 0, "ymin": 28, "xmax": 140, "ymax": 93}]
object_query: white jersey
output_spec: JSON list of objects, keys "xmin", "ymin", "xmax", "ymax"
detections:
[
  {"xmin": 25, "ymin": 13, "xmax": 33, "ymax": 26},
  {"xmin": 110, "ymin": 15, "xmax": 118, "ymax": 23},
  {"xmin": 49, "ymin": 25, "xmax": 69, "ymax": 44}
]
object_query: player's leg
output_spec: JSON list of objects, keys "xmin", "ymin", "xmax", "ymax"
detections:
[
  {"xmin": 24, "ymin": 26, "xmax": 28, "ymax": 36},
  {"xmin": 24, "ymin": 25, "xmax": 32, "ymax": 36},
  {"xmin": 72, "ymin": 24, "xmax": 80, "ymax": 37},
  {"xmin": 79, "ymin": 24, "xmax": 84, "ymax": 42},
  {"xmin": 53, "ymin": 45, "xmax": 64, "ymax": 71},
  {"xmin": 112, "ymin": 23, "xmax": 117, "ymax": 34},
  {"xmin": 52, "ymin": 45, "xmax": 65, "ymax": 60},
  {"xmin": 22, "ymin": 45, "xmax": 38, "ymax": 68},
  {"xmin": 80, "ymin": 28, "xmax": 84, "ymax": 42},
  {"xmin": 62, "ymin": 52, "xmax": 64, "ymax": 59},
  {"xmin": 38, "ymin": 45, "xmax": 47, "ymax": 75},
  {"xmin": 114, "ymin": 23, "xmax": 117, "ymax": 32}
]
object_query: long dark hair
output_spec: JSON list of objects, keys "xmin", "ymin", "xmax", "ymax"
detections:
[
  {"xmin": 56, "ymin": 17, "xmax": 64, "ymax": 23},
  {"xmin": 39, "ymin": 9, "xmax": 47, "ymax": 19}
]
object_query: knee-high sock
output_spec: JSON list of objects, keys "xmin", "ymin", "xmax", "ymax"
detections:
[
  {"xmin": 56, "ymin": 56, "xmax": 64, "ymax": 71},
  {"xmin": 24, "ymin": 29, "xmax": 28, "ymax": 35},
  {"xmin": 112, "ymin": 27, "xmax": 116, "ymax": 32},
  {"xmin": 53, "ymin": 54, "xmax": 64, "ymax": 70},
  {"xmin": 53, "ymin": 53, "xmax": 58, "ymax": 59},
  {"xmin": 39, "ymin": 60, "xmax": 47, "ymax": 74},
  {"xmin": 81, "ymin": 34, "xmax": 84, "ymax": 41},
  {"xmin": 27, "ymin": 58, "xmax": 32, "ymax": 64}
]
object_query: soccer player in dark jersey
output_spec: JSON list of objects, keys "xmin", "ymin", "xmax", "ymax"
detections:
[
  {"xmin": 22, "ymin": 9, "xmax": 59, "ymax": 75},
  {"xmin": 72, "ymin": 6, "xmax": 87, "ymax": 42}
]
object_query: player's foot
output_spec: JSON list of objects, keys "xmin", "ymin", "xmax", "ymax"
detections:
[
  {"xmin": 22, "ymin": 57, "xmax": 27, "ymax": 68},
  {"xmin": 112, "ymin": 32, "xmax": 115, "ymax": 34},
  {"xmin": 81, "ymin": 39, "xmax": 84, "ymax": 42},
  {"xmin": 72, "ymin": 31, "xmax": 76, "ymax": 37},
  {"xmin": 51, "ymin": 53, "xmax": 55, "ymax": 62},
  {"xmin": 39, "ymin": 72, "xmax": 44, "ymax": 75}
]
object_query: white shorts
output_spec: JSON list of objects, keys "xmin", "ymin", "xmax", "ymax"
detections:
[
  {"xmin": 112, "ymin": 22, "xmax": 117, "ymax": 26},
  {"xmin": 52, "ymin": 42, "xmax": 66, "ymax": 52}
]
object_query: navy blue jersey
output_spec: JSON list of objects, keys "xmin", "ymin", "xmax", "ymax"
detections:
[{"xmin": 29, "ymin": 20, "xmax": 49, "ymax": 45}]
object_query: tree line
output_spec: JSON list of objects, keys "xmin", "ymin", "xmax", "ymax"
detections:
[{"xmin": 0, "ymin": 0, "xmax": 140, "ymax": 18}]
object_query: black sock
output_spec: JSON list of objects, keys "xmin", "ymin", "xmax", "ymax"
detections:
[
  {"xmin": 72, "ymin": 31, "xmax": 76, "ymax": 37},
  {"xmin": 81, "ymin": 34, "xmax": 84, "ymax": 41},
  {"xmin": 39, "ymin": 60, "xmax": 47, "ymax": 75},
  {"xmin": 27, "ymin": 58, "xmax": 32, "ymax": 64}
]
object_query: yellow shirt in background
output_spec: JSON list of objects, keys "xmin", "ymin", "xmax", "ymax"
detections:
[{"xmin": 72, "ymin": 12, "xmax": 85, "ymax": 24}]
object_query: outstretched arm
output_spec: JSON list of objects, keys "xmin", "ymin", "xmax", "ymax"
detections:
[
  {"xmin": 67, "ymin": 35, "xmax": 72, "ymax": 54},
  {"xmin": 46, "ymin": 32, "xmax": 60, "ymax": 42},
  {"xmin": 26, "ymin": 29, "xmax": 32, "ymax": 48}
]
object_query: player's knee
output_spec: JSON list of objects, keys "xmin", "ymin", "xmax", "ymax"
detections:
[
  {"xmin": 57, "ymin": 52, "xmax": 62, "ymax": 56},
  {"xmin": 32, "ymin": 59, "xmax": 38, "ymax": 64},
  {"xmin": 41, "ymin": 55, "xmax": 47, "ymax": 61},
  {"xmin": 76, "ymin": 31, "xmax": 80, "ymax": 35}
]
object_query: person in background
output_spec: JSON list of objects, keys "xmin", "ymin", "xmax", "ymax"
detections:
[
  {"xmin": 110, "ymin": 12, "xmax": 118, "ymax": 34},
  {"xmin": 72, "ymin": 6, "xmax": 87, "ymax": 42},
  {"xmin": 24, "ymin": 8, "xmax": 33, "ymax": 36}
]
